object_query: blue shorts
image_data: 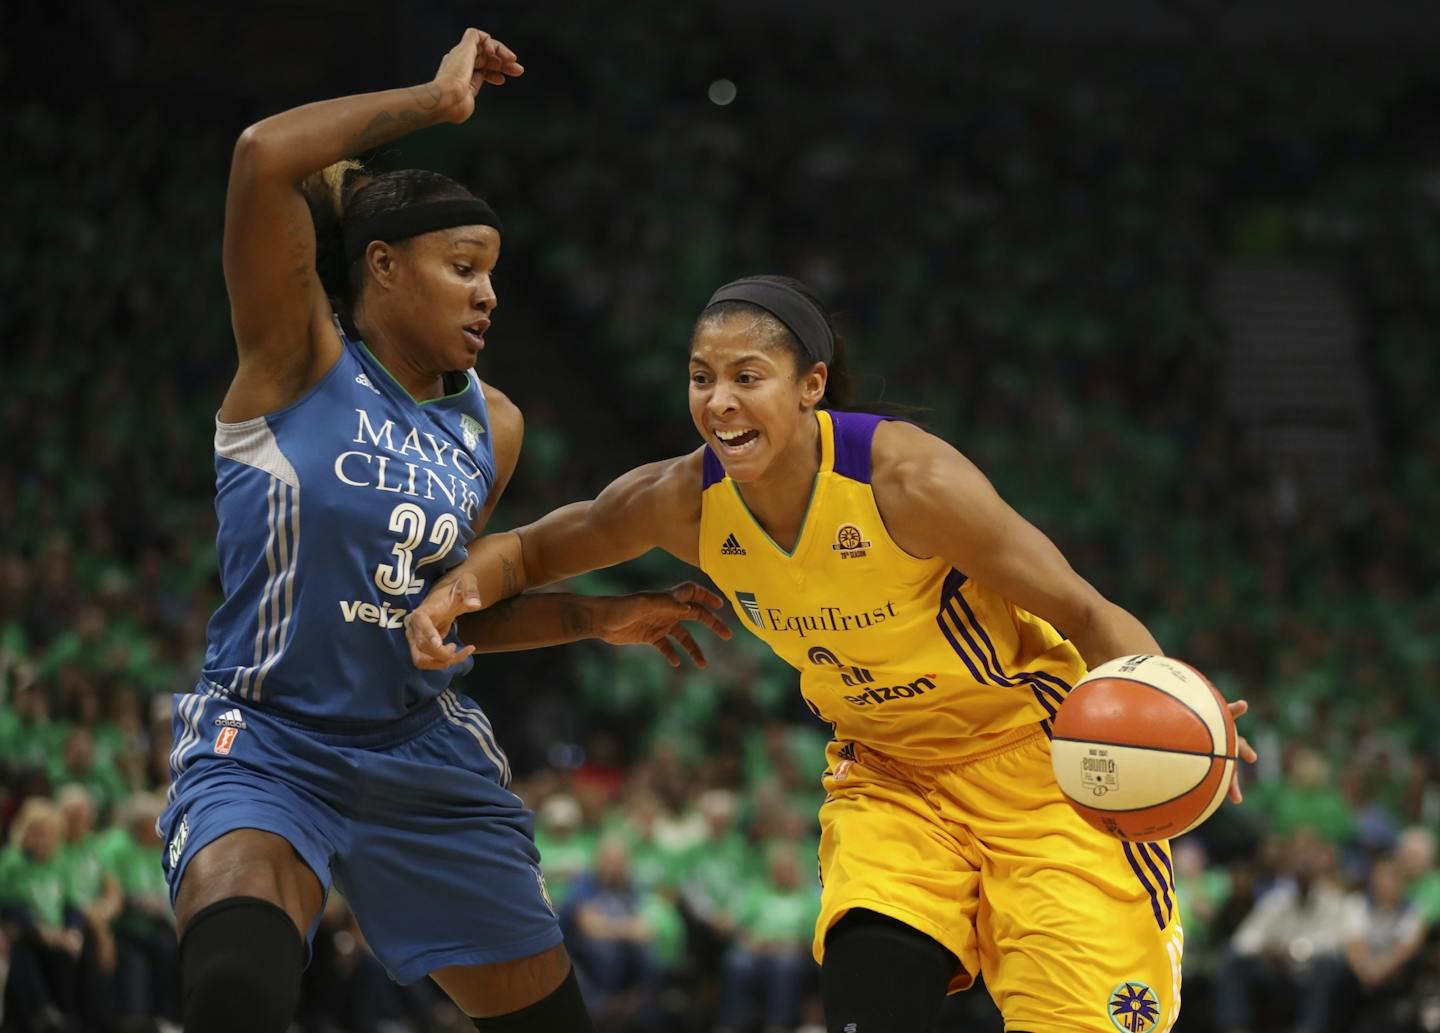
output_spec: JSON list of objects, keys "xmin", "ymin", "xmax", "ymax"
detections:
[{"xmin": 159, "ymin": 685, "xmax": 561, "ymax": 984}]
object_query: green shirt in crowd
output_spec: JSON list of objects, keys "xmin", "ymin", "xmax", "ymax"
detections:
[
  {"xmin": 0, "ymin": 844, "xmax": 69, "ymax": 928},
  {"xmin": 56, "ymin": 835, "xmax": 110, "ymax": 910},
  {"xmin": 734, "ymin": 882, "xmax": 821, "ymax": 948}
]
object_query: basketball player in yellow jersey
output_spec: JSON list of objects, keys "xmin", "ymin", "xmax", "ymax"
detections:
[{"xmin": 405, "ymin": 275, "xmax": 1256, "ymax": 1033}]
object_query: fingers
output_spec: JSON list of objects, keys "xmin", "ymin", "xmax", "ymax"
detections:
[
  {"xmin": 652, "ymin": 639, "xmax": 682, "ymax": 668},
  {"xmin": 1226, "ymin": 699, "xmax": 1249, "ymax": 719},
  {"xmin": 671, "ymin": 627, "xmax": 707, "ymax": 668},
  {"xmin": 477, "ymin": 34, "xmax": 524, "ymax": 79},
  {"xmin": 1237, "ymin": 734, "xmax": 1258, "ymax": 765},
  {"xmin": 405, "ymin": 606, "xmax": 470, "ymax": 669},
  {"xmin": 413, "ymin": 641, "xmax": 475, "ymax": 671},
  {"xmin": 672, "ymin": 581, "xmax": 727, "ymax": 610},
  {"xmin": 687, "ymin": 603, "xmax": 733, "ymax": 639},
  {"xmin": 450, "ymin": 573, "xmax": 484, "ymax": 612},
  {"xmin": 1228, "ymin": 766, "xmax": 1244, "ymax": 804}
]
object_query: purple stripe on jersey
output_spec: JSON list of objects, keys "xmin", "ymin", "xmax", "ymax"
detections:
[
  {"xmin": 1137, "ymin": 843, "xmax": 1175, "ymax": 923},
  {"xmin": 1123, "ymin": 842, "xmax": 1168, "ymax": 930},
  {"xmin": 828, "ymin": 410, "xmax": 891, "ymax": 484},
  {"xmin": 701, "ymin": 447, "xmax": 726, "ymax": 488}
]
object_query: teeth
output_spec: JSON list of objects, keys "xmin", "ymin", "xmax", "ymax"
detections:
[{"xmin": 715, "ymin": 428, "xmax": 752, "ymax": 442}]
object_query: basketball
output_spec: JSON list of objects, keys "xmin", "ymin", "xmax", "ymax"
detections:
[{"xmin": 1051, "ymin": 655, "xmax": 1237, "ymax": 842}]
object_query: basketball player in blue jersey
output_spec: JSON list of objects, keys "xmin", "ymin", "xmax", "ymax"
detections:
[
  {"xmin": 162, "ymin": 28, "xmax": 730, "ymax": 1033},
  {"xmin": 407, "ymin": 275, "xmax": 1259, "ymax": 1033}
]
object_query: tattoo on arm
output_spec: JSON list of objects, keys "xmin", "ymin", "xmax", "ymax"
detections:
[
  {"xmin": 560, "ymin": 600, "xmax": 594, "ymax": 637},
  {"xmin": 500, "ymin": 555, "xmax": 520, "ymax": 598},
  {"xmin": 343, "ymin": 86, "xmax": 444, "ymax": 155}
]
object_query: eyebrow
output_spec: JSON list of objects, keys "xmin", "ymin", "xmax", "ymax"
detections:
[
  {"xmin": 454, "ymin": 238, "xmax": 492, "ymax": 249},
  {"xmin": 690, "ymin": 353, "xmax": 771, "ymax": 368}
]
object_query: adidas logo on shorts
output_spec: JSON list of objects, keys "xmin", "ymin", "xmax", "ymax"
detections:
[
  {"xmin": 720, "ymin": 533, "xmax": 747, "ymax": 556},
  {"xmin": 214, "ymin": 708, "xmax": 247, "ymax": 730}
]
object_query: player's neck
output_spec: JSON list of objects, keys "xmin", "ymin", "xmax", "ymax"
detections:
[
  {"xmin": 732, "ymin": 412, "xmax": 822, "ymax": 550},
  {"xmin": 353, "ymin": 313, "xmax": 444, "ymax": 402}
]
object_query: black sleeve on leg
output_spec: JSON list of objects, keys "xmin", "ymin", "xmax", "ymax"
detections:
[
  {"xmin": 180, "ymin": 896, "xmax": 304, "ymax": 1033},
  {"xmin": 821, "ymin": 909, "xmax": 958, "ymax": 1033},
  {"xmin": 471, "ymin": 966, "xmax": 596, "ymax": 1033}
]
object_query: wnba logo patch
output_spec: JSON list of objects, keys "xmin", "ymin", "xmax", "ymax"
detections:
[
  {"xmin": 1108, "ymin": 981, "xmax": 1161, "ymax": 1032},
  {"xmin": 214, "ymin": 727, "xmax": 240, "ymax": 755}
]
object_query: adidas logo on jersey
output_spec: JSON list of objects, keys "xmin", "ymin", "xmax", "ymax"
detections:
[
  {"xmin": 355, "ymin": 373, "xmax": 381, "ymax": 395},
  {"xmin": 213, "ymin": 709, "xmax": 247, "ymax": 730},
  {"xmin": 720, "ymin": 533, "xmax": 747, "ymax": 556}
]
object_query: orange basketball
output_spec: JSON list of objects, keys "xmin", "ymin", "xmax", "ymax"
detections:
[{"xmin": 1050, "ymin": 655, "xmax": 1236, "ymax": 842}]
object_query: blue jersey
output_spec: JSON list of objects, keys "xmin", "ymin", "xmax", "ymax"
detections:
[{"xmin": 202, "ymin": 328, "xmax": 494, "ymax": 723}]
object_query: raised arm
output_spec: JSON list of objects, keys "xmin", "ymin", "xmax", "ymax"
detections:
[
  {"xmin": 219, "ymin": 28, "xmax": 522, "ymax": 421},
  {"xmin": 405, "ymin": 450, "xmax": 728, "ymax": 666}
]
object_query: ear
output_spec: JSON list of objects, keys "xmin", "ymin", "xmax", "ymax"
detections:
[
  {"xmin": 364, "ymin": 241, "xmax": 399, "ymax": 291},
  {"xmin": 799, "ymin": 362, "xmax": 828, "ymax": 409}
]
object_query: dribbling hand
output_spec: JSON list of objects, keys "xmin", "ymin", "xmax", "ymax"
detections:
[
  {"xmin": 1226, "ymin": 699, "xmax": 1259, "ymax": 804},
  {"xmin": 433, "ymin": 27, "xmax": 524, "ymax": 124},
  {"xmin": 597, "ymin": 583, "xmax": 734, "ymax": 668}
]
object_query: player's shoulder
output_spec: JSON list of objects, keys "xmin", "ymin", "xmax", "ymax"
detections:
[
  {"xmin": 871, "ymin": 419, "xmax": 985, "ymax": 521},
  {"xmin": 477, "ymin": 379, "xmax": 522, "ymax": 429},
  {"xmin": 871, "ymin": 418, "xmax": 957, "ymax": 480}
]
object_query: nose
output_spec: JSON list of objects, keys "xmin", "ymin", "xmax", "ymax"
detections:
[
  {"xmin": 707, "ymin": 381, "xmax": 739, "ymax": 415},
  {"xmin": 474, "ymin": 275, "xmax": 497, "ymax": 315}
]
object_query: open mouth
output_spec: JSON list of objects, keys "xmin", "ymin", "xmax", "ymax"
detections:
[
  {"xmin": 462, "ymin": 325, "xmax": 487, "ymax": 349},
  {"xmin": 714, "ymin": 427, "xmax": 760, "ymax": 451}
]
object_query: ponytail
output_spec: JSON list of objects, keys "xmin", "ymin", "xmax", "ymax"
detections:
[
  {"xmin": 300, "ymin": 159, "xmax": 367, "ymax": 317},
  {"xmin": 299, "ymin": 163, "xmax": 478, "ymax": 329}
]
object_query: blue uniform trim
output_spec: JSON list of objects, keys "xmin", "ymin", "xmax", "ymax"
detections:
[{"xmin": 828, "ymin": 410, "xmax": 890, "ymax": 484}]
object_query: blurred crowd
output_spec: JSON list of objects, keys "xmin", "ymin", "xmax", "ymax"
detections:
[{"xmin": 3, "ymin": 4, "xmax": 1440, "ymax": 1032}]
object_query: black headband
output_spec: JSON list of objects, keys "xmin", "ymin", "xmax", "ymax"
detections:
[
  {"xmin": 703, "ymin": 277, "xmax": 835, "ymax": 366},
  {"xmin": 343, "ymin": 199, "xmax": 502, "ymax": 264}
]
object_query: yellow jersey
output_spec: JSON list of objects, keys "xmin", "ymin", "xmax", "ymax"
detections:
[{"xmin": 698, "ymin": 409, "xmax": 1087, "ymax": 764}]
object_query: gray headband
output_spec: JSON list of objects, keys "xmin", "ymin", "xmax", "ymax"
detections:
[{"xmin": 703, "ymin": 277, "xmax": 834, "ymax": 366}]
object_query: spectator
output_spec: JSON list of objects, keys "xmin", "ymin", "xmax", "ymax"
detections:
[
  {"xmin": 1398, "ymin": 826, "xmax": 1440, "ymax": 925},
  {"xmin": 565, "ymin": 836, "xmax": 663, "ymax": 1032},
  {"xmin": 98, "ymin": 791, "xmax": 180, "ymax": 1026},
  {"xmin": 1330, "ymin": 855, "xmax": 1429, "ymax": 1033},
  {"xmin": 0, "ymin": 797, "xmax": 88, "ymax": 1031},
  {"xmin": 716, "ymin": 849, "xmax": 820, "ymax": 1033},
  {"xmin": 48, "ymin": 726, "xmax": 128, "ymax": 818},
  {"xmin": 1216, "ymin": 828, "xmax": 1350, "ymax": 1033},
  {"xmin": 54, "ymin": 785, "xmax": 121, "ymax": 1004},
  {"xmin": 535, "ymin": 792, "xmax": 599, "ymax": 909}
]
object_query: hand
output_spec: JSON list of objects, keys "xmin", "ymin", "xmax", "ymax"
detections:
[
  {"xmin": 432, "ymin": 27, "xmax": 524, "ymax": 124},
  {"xmin": 1226, "ymin": 699, "xmax": 1259, "ymax": 804},
  {"xmin": 598, "ymin": 582, "xmax": 733, "ymax": 668},
  {"xmin": 406, "ymin": 570, "xmax": 484, "ymax": 670}
]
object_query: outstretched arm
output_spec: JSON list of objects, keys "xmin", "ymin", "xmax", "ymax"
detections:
[
  {"xmin": 220, "ymin": 28, "xmax": 522, "ymax": 420},
  {"xmin": 405, "ymin": 451, "xmax": 727, "ymax": 666}
]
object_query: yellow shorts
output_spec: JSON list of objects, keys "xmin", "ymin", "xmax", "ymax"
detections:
[{"xmin": 815, "ymin": 725, "xmax": 1183, "ymax": 1033}]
